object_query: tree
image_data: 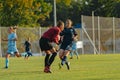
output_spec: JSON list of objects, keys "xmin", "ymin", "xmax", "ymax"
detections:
[
  {"xmin": 0, "ymin": 0, "xmax": 52, "ymax": 27},
  {"xmin": 39, "ymin": 0, "xmax": 120, "ymax": 26},
  {"xmin": 45, "ymin": 0, "xmax": 72, "ymax": 25},
  {"xmin": 99, "ymin": 0, "xmax": 120, "ymax": 18}
]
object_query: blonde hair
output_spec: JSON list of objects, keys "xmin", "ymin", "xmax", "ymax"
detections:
[{"xmin": 9, "ymin": 26, "xmax": 18, "ymax": 32}]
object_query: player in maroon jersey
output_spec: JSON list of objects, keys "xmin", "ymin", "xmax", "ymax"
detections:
[{"xmin": 39, "ymin": 21, "xmax": 64, "ymax": 73}]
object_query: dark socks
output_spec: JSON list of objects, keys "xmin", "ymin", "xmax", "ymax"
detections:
[
  {"xmin": 5, "ymin": 58, "xmax": 9, "ymax": 68},
  {"xmin": 45, "ymin": 54, "xmax": 50, "ymax": 67},
  {"xmin": 45, "ymin": 52, "xmax": 57, "ymax": 67},
  {"xmin": 49, "ymin": 52, "xmax": 57, "ymax": 66},
  {"xmin": 61, "ymin": 56, "xmax": 67, "ymax": 65},
  {"xmin": 25, "ymin": 54, "xmax": 27, "ymax": 58}
]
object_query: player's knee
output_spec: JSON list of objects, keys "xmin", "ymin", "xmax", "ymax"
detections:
[{"xmin": 59, "ymin": 55, "xmax": 63, "ymax": 60}]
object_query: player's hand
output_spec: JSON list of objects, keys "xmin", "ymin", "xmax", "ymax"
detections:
[
  {"xmin": 58, "ymin": 40, "xmax": 62, "ymax": 45},
  {"xmin": 72, "ymin": 37, "xmax": 78, "ymax": 41},
  {"xmin": 2, "ymin": 39, "xmax": 6, "ymax": 41},
  {"xmin": 51, "ymin": 42, "xmax": 59, "ymax": 51}
]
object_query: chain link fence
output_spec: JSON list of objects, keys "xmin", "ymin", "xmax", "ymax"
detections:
[
  {"xmin": 0, "ymin": 27, "xmax": 51, "ymax": 57},
  {"xmin": 1, "ymin": 16, "xmax": 120, "ymax": 56},
  {"xmin": 82, "ymin": 15, "xmax": 120, "ymax": 54},
  {"xmin": 0, "ymin": 27, "xmax": 81, "ymax": 57}
]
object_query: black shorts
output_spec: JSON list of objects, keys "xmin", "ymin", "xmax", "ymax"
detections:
[{"xmin": 39, "ymin": 37, "xmax": 53, "ymax": 51}]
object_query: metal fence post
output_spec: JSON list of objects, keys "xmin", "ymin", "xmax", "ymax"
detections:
[
  {"xmin": 98, "ymin": 16, "xmax": 101, "ymax": 54},
  {"xmin": 113, "ymin": 17, "xmax": 115, "ymax": 53},
  {"xmin": 92, "ymin": 11, "xmax": 96, "ymax": 54},
  {"xmin": 0, "ymin": 27, "xmax": 2, "ymax": 57}
]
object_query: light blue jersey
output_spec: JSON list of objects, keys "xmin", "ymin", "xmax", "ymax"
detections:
[
  {"xmin": 7, "ymin": 32, "xmax": 18, "ymax": 54},
  {"xmin": 71, "ymin": 41, "xmax": 77, "ymax": 50}
]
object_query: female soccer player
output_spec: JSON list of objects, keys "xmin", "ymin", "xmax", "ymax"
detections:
[
  {"xmin": 70, "ymin": 38, "xmax": 79, "ymax": 59},
  {"xmin": 24, "ymin": 37, "xmax": 32, "ymax": 60},
  {"xmin": 2, "ymin": 26, "xmax": 21, "ymax": 69},
  {"xmin": 59, "ymin": 19, "xmax": 78, "ymax": 70},
  {"xmin": 39, "ymin": 20, "xmax": 64, "ymax": 73}
]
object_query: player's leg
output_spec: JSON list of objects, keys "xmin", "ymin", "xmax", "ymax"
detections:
[
  {"xmin": 44, "ymin": 50, "xmax": 51, "ymax": 73},
  {"xmin": 5, "ymin": 53, "xmax": 10, "ymax": 68},
  {"xmin": 59, "ymin": 43, "xmax": 67, "ymax": 66},
  {"xmin": 43, "ymin": 47, "xmax": 58, "ymax": 73},
  {"xmin": 15, "ymin": 52, "xmax": 21, "ymax": 57},
  {"xmin": 30, "ymin": 52, "xmax": 32, "ymax": 56},
  {"xmin": 26, "ymin": 51, "xmax": 32, "ymax": 59},
  {"xmin": 44, "ymin": 44, "xmax": 58, "ymax": 73},
  {"xmin": 24, "ymin": 52, "xmax": 28, "ymax": 59},
  {"xmin": 48, "ymin": 48, "xmax": 57, "ymax": 66},
  {"xmin": 59, "ymin": 49, "xmax": 65, "ymax": 64},
  {"xmin": 75, "ymin": 50, "xmax": 79, "ymax": 59},
  {"xmin": 70, "ymin": 50, "xmax": 74, "ymax": 59},
  {"xmin": 58, "ymin": 49, "xmax": 64, "ymax": 69},
  {"xmin": 39, "ymin": 37, "xmax": 54, "ymax": 73},
  {"xmin": 64, "ymin": 50, "xmax": 70, "ymax": 70},
  {"xmin": 25, "ymin": 54, "xmax": 27, "ymax": 58}
]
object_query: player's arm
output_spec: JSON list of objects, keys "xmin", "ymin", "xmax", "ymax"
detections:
[
  {"xmin": 60, "ymin": 29, "xmax": 65, "ymax": 36},
  {"xmin": 53, "ymin": 35, "xmax": 59, "ymax": 44},
  {"xmin": 52, "ymin": 29, "xmax": 61, "ymax": 44},
  {"xmin": 12, "ymin": 38, "xmax": 18, "ymax": 41},
  {"xmin": 2, "ymin": 38, "xmax": 8, "ymax": 41},
  {"xmin": 29, "ymin": 42, "xmax": 32, "ymax": 49},
  {"xmin": 2, "ymin": 38, "xmax": 18, "ymax": 41},
  {"xmin": 72, "ymin": 28, "xmax": 78, "ymax": 40}
]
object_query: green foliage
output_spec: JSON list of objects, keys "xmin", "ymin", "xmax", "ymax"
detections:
[
  {"xmin": 80, "ymin": 0, "xmax": 120, "ymax": 18},
  {"xmin": 99, "ymin": 0, "xmax": 120, "ymax": 17},
  {"xmin": 0, "ymin": 0, "xmax": 52, "ymax": 27},
  {"xmin": 55, "ymin": 0, "xmax": 83, "ymax": 24},
  {"xmin": 56, "ymin": 0, "xmax": 72, "ymax": 6},
  {"xmin": 0, "ymin": 0, "xmax": 120, "ymax": 27},
  {"xmin": 56, "ymin": 0, "xmax": 120, "ymax": 24}
]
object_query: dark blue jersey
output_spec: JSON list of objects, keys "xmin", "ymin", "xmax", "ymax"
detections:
[
  {"xmin": 24, "ymin": 41, "xmax": 31, "ymax": 52},
  {"xmin": 60, "ymin": 27, "xmax": 77, "ymax": 44}
]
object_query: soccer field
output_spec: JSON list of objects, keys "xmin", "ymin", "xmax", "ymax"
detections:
[{"xmin": 0, "ymin": 54, "xmax": 120, "ymax": 80}]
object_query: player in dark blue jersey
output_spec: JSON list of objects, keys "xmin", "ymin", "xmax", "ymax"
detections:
[
  {"xmin": 59, "ymin": 19, "xmax": 77, "ymax": 70},
  {"xmin": 24, "ymin": 37, "xmax": 32, "ymax": 60}
]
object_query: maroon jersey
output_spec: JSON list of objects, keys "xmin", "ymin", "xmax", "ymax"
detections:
[{"xmin": 42, "ymin": 27, "xmax": 61, "ymax": 44}]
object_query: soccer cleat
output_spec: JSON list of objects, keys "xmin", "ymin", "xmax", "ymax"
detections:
[
  {"xmin": 46, "ymin": 70, "xmax": 52, "ymax": 73},
  {"xmin": 65, "ymin": 62, "xmax": 70, "ymax": 70},
  {"xmin": 44, "ymin": 70, "xmax": 52, "ymax": 73},
  {"xmin": 5, "ymin": 66, "xmax": 8, "ymax": 69},
  {"xmin": 44, "ymin": 66, "xmax": 52, "ymax": 73},
  {"xmin": 58, "ymin": 63, "xmax": 62, "ymax": 69},
  {"xmin": 77, "ymin": 56, "xmax": 79, "ymax": 59},
  {"xmin": 46, "ymin": 66, "xmax": 52, "ymax": 73},
  {"xmin": 70, "ymin": 57, "xmax": 73, "ymax": 59}
]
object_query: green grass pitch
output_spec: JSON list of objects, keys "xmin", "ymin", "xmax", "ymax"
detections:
[{"xmin": 0, "ymin": 54, "xmax": 120, "ymax": 80}]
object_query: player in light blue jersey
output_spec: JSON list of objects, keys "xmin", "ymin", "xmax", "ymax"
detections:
[
  {"xmin": 2, "ymin": 26, "xmax": 21, "ymax": 69},
  {"xmin": 70, "ymin": 38, "xmax": 79, "ymax": 59}
]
